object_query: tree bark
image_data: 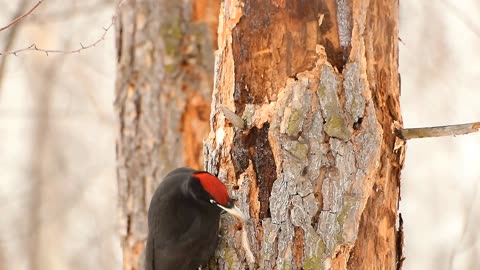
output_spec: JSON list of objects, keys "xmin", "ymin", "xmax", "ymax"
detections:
[
  {"xmin": 205, "ymin": 0, "xmax": 404, "ymax": 269},
  {"xmin": 114, "ymin": 1, "xmax": 219, "ymax": 269}
]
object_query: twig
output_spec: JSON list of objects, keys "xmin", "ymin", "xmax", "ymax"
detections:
[
  {"xmin": 0, "ymin": 0, "xmax": 30, "ymax": 95},
  {"xmin": 0, "ymin": 17, "xmax": 114, "ymax": 56},
  {"xmin": 0, "ymin": 1, "xmax": 44, "ymax": 32},
  {"xmin": 0, "ymin": 0, "xmax": 126, "ymax": 56},
  {"xmin": 396, "ymin": 122, "xmax": 480, "ymax": 140}
]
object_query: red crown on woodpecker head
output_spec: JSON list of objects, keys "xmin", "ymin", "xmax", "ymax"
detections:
[{"xmin": 193, "ymin": 172, "xmax": 229, "ymax": 206}]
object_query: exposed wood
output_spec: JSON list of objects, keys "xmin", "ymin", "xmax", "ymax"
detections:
[
  {"xmin": 114, "ymin": 0, "xmax": 219, "ymax": 269},
  {"xmin": 205, "ymin": 0, "xmax": 404, "ymax": 269}
]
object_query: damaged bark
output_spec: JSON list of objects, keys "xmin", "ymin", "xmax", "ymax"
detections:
[
  {"xmin": 114, "ymin": 0, "xmax": 219, "ymax": 269},
  {"xmin": 205, "ymin": 0, "xmax": 404, "ymax": 269}
]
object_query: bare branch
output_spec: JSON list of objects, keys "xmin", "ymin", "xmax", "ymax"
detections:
[
  {"xmin": 0, "ymin": 0, "xmax": 30, "ymax": 96},
  {"xmin": 0, "ymin": 0, "xmax": 126, "ymax": 56},
  {"xmin": 0, "ymin": 1, "xmax": 44, "ymax": 33},
  {"xmin": 0, "ymin": 18, "xmax": 114, "ymax": 56},
  {"xmin": 396, "ymin": 122, "xmax": 480, "ymax": 140}
]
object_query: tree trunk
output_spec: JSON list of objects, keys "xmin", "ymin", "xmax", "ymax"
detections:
[
  {"xmin": 204, "ymin": 0, "xmax": 404, "ymax": 269},
  {"xmin": 114, "ymin": 1, "xmax": 219, "ymax": 269}
]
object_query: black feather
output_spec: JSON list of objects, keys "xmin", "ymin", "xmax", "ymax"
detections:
[{"xmin": 145, "ymin": 167, "xmax": 222, "ymax": 270}]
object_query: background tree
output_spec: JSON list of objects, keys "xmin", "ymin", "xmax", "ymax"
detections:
[
  {"xmin": 204, "ymin": 0, "xmax": 404, "ymax": 269},
  {"xmin": 114, "ymin": 0, "xmax": 219, "ymax": 269}
]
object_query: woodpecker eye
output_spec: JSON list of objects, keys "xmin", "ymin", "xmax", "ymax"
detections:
[
  {"xmin": 209, "ymin": 199, "xmax": 216, "ymax": 204},
  {"xmin": 194, "ymin": 172, "xmax": 229, "ymax": 206}
]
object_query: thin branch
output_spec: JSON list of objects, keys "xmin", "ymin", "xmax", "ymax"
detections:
[
  {"xmin": 396, "ymin": 122, "xmax": 480, "ymax": 140},
  {"xmin": 0, "ymin": 0, "xmax": 126, "ymax": 56},
  {"xmin": 0, "ymin": 17, "xmax": 114, "ymax": 56},
  {"xmin": 0, "ymin": 0, "xmax": 30, "ymax": 96},
  {"xmin": 0, "ymin": 0, "xmax": 44, "ymax": 32}
]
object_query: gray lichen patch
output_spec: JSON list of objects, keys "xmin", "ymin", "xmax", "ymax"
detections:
[
  {"xmin": 277, "ymin": 78, "xmax": 312, "ymax": 137},
  {"xmin": 283, "ymin": 141, "xmax": 309, "ymax": 161},
  {"xmin": 303, "ymin": 111, "xmax": 326, "ymax": 183},
  {"xmin": 286, "ymin": 109, "xmax": 304, "ymax": 137},
  {"xmin": 270, "ymin": 176, "xmax": 290, "ymax": 225},
  {"xmin": 214, "ymin": 217, "xmax": 244, "ymax": 270},
  {"xmin": 339, "ymin": 196, "xmax": 361, "ymax": 243},
  {"xmin": 261, "ymin": 219, "xmax": 280, "ymax": 270},
  {"xmin": 320, "ymin": 175, "xmax": 344, "ymax": 214},
  {"xmin": 343, "ymin": 62, "xmax": 366, "ymax": 124},
  {"xmin": 317, "ymin": 211, "xmax": 341, "ymax": 253},
  {"xmin": 275, "ymin": 218, "xmax": 296, "ymax": 269},
  {"xmin": 318, "ymin": 65, "xmax": 352, "ymax": 140},
  {"xmin": 330, "ymin": 139, "xmax": 356, "ymax": 189},
  {"xmin": 290, "ymin": 192, "xmax": 319, "ymax": 227},
  {"xmin": 324, "ymin": 116, "xmax": 350, "ymax": 140},
  {"xmin": 291, "ymin": 195, "xmax": 308, "ymax": 227},
  {"xmin": 303, "ymin": 226, "xmax": 325, "ymax": 270},
  {"xmin": 336, "ymin": 0, "xmax": 353, "ymax": 52},
  {"xmin": 352, "ymin": 103, "xmax": 382, "ymax": 171}
]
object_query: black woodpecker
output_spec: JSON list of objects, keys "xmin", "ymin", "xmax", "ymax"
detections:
[{"xmin": 145, "ymin": 167, "xmax": 246, "ymax": 270}]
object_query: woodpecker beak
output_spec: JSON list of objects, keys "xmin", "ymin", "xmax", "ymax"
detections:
[
  {"xmin": 211, "ymin": 199, "xmax": 247, "ymax": 221},
  {"xmin": 221, "ymin": 204, "xmax": 247, "ymax": 221}
]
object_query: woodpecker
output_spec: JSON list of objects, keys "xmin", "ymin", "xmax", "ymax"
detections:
[{"xmin": 145, "ymin": 167, "xmax": 246, "ymax": 270}]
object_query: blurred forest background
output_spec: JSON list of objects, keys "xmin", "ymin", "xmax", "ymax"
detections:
[{"xmin": 0, "ymin": 1, "xmax": 479, "ymax": 270}]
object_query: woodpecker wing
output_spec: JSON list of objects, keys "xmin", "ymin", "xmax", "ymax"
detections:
[{"xmin": 145, "ymin": 168, "xmax": 221, "ymax": 270}]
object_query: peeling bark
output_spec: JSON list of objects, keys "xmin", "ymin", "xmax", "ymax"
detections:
[
  {"xmin": 114, "ymin": 1, "xmax": 219, "ymax": 269},
  {"xmin": 205, "ymin": 0, "xmax": 404, "ymax": 269}
]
